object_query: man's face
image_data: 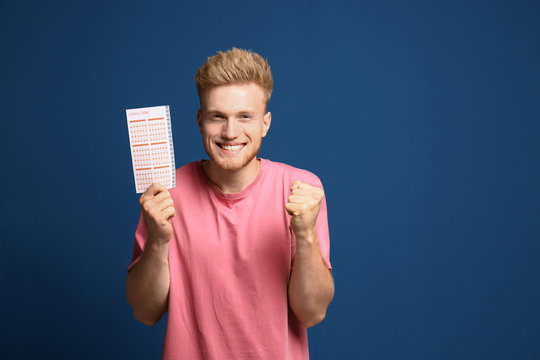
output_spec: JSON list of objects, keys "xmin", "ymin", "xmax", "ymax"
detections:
[{"xmin": 197, "ymin": 83, "xmax": 271, "ymax": 172}]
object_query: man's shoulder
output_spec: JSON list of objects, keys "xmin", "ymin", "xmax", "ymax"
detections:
[
  {"xmin": 262, "ymin": 158, "xmax": 323, "ymax": 187},
  {"xmin": 174, "ymin": 160, "xmax": 200, "ymax": 178}
]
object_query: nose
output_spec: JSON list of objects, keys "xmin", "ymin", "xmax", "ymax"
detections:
[{"xmin": 222, "ymin": 119, "xmax": 239, "ymax": 139}]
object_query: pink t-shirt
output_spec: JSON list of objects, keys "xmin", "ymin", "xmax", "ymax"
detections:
[{"xmin": 128, "ymin": 158, "xmax": 331, "ymax": 359}]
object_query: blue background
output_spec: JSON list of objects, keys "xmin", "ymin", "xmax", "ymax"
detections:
[{"xmin": 1, "ymin": 0, "xmax": 539, "ymax": 358}]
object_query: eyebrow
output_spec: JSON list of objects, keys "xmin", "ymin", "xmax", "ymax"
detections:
[{"xmin": 205, "ymin": 109, "xmax": 257, "ymax": 115}]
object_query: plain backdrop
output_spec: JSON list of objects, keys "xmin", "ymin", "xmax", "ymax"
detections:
[{"xmin": 1, "ymin": 0, "xmax": 539, "ymax": 359}]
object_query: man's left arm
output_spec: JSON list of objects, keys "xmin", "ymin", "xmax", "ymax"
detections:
[{"xmin": 286, "ymin": 180, "xmax": 335, "ymax": 328}]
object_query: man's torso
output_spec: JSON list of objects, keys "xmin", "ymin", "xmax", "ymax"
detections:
[{"xmin": 130, "ymin": 158, "xmax": 330, "ymax": 359}]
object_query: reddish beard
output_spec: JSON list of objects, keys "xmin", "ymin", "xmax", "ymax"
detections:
[{"xmin": 204, "ymin": 139, "xmax": 262, "ymax": 172}]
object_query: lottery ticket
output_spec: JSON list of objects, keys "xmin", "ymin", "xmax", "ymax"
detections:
[{"xmin": 126, "ymin": 105, "xmax": 176, "ymax": 193}]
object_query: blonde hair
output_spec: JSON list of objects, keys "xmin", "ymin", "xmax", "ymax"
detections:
[{"xmin": 195, "ymin": 47, "xmax": 273, "ymax": 107}]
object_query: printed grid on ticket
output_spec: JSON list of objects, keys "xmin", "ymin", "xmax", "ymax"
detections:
[{"xmin": 126, "ymin": 105, "xmax": 176, "ymax": 193}]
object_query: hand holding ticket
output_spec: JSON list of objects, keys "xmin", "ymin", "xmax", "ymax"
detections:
[
  {"xmin": 126, "ymin": 105, "xmax": 176, "ymax": 193},
  {"xmin": 139, "ymin": 183, "xmax": 175, "ymax": 244}
]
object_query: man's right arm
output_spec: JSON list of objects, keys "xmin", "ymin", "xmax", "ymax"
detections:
[{"xmin": 126, "ymin": 183, "xmax": 175, "ymax": 326}]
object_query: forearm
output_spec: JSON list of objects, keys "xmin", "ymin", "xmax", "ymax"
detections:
[
  {"xmin": 126, "ymin": 240, "xmax": 170, "ymax": 326},
  {"xmin": 288, "ymin": 232, "xmax": 334, "ymax": 328}
]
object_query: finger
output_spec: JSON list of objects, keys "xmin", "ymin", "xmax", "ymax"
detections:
[
  {"xmin": 158, "ymin": 198, "xmax": 174, "ymax": 211},
  {"xmin": 285, "ymin": 202, "xmax": 306, "ymax": 215},
  {"xmin": 288, "ymin": 194, "xmax": 313, "ymax": 204},
  {"xmin": 141, "ymin": 188, "xmax": 170, "ymax": 207},
  {"xmin": 146, "ymin": 182, "xmax": 168, "ymax": 195},
  {"xmin": 290, "ymin": 180, "xmax": 302, "ymax": 191},
  {"xmin": 285, "ymin": 202, "xmax": 295, "ymax": 215},
  {"xmin": 291, "ymin": 188, "xmax": 315, "ymax": 197},
  {"xmin": 141, "ymin": 192, "xmax": 171, "ymax": 214},
  {"xmin": 162, "ymin": 206, "xmax": 175, "ymax": 220},
  {"xmin": 152, "ymin": 189, "xmax": 171, "ymax": 203},
  {"xmin": 140, "ymin": 183, "xmax": 168, "ymax": 204},
  {"xmin": 297, "ymin": 183, "xmax": 324, "ymax": 200},
  {"xmin": 296, "ymin": 182, "xmax": 322, "ymax": 192}
]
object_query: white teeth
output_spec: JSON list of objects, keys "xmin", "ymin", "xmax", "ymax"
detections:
[{"xmin": 221, "ymin": 144, "xmax": 243, "ymax": 151}]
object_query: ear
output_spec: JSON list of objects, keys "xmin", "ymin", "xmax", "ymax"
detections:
[
  {"xmin": 262, "ymin": 112, "xmax": 271, "ymax": 138},
  {"xmin": 197, "ymin": 109, "xmax": 203, "ymax": 134}
]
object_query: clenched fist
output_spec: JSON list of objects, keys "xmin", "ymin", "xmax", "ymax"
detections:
[
  {"xmin": 285, "ymin": 180, "xmax": 324, "ymax": 240},
  {"xmin": 139, "ymin": 183, "xmax": 175, "ymax": 245}
]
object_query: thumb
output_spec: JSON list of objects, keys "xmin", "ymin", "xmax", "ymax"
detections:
[{"xmin": 285, "ymin": 202, "xmax": 303, "ymax": 216}]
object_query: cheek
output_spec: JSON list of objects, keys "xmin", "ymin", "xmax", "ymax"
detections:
[
  {"xmin": 201, "ymin": 124, "xmax": 218, "ymax": 138},
  {"xmin": 246, "ymin": 122, "xmax": 264, "ymax": 136}
]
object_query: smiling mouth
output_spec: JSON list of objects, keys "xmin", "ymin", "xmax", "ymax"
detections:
[{"xmin": 218, "ymin": 143, "xmax": 245, "ymax": 152}]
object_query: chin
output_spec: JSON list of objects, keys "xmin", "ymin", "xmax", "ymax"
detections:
[
  {"xmin": 211, "ymin": 154, "xmax": 256, "ymax": 172},
  {"xmin": 205, "ymin": 143, "xmax": 261, "ymax": 172}
]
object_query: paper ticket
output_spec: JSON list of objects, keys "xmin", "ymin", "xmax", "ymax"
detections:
[{"xmin": 126, "ymin": 105, "xmax": 176, "ymax": 193}]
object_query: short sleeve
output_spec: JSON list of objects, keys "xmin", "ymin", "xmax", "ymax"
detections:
[
  {"xmin": 310, "ymin": 177, "xmax": 332, "ymax": 270},
  {"xmin": 126, "ymin": 211, "xmax": 148, "ymax": 272}
]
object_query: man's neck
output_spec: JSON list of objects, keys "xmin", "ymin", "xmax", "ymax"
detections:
[{"xmin": 203, "ymin": 158, "xmax": 261, "ymax": 194}]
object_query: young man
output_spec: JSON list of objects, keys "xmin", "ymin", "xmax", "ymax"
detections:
[{"xmin": 126, "ymin": 48, "xmax": 334, "ymax": 359}]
